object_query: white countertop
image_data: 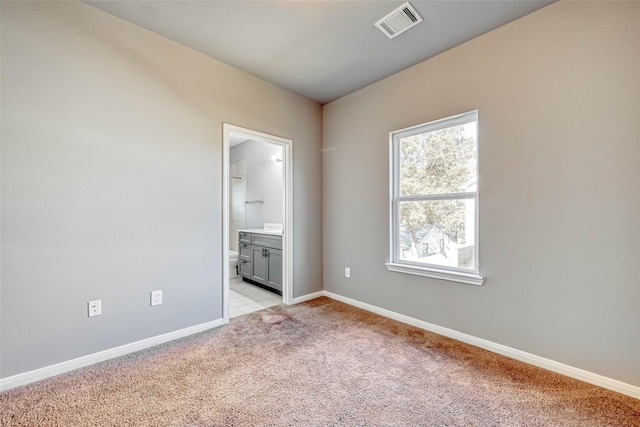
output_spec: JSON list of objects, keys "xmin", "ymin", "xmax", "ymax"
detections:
[{"xmin": 238, "ymin": 228, "xmax": 283, "ymax": 236}]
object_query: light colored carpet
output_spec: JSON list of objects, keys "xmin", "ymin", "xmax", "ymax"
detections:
[{"xmin": 1, "ymin": 297, "xmax": 639, "ymax": 426}]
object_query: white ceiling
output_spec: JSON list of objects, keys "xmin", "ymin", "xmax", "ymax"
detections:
[{"xmin": 85, "ymin": 1, "xmax": 554, "ymax": 105}]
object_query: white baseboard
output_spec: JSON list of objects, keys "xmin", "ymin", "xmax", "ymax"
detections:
[
  {"xmin": 323, "ymin": 291, "xmax": 640, "ymax": 400},
  {"xmin": 291, "ymin": 291, "xmax": 324, "ymax": 305},
  {"xmin": 0, "ymin": 318, "xmax": 225, "ymax": 392},
  {"xmin": 4, "ymin": 294, "xmax": 638, "ymax": 401}
]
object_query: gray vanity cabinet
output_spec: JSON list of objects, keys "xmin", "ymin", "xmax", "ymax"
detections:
[{"xmin": 238, "ymin": 231, "xmax": 282, "ymax": 293}]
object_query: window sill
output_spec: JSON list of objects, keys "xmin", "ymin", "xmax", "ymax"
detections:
[{"xmin": 385, "ymin": 262, "xmax": 485, "ymax": 286}]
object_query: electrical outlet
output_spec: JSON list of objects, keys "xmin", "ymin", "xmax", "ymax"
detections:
[
  {"xmin": 88, "ymin": 300, "xmax": 102, "ymax": 317},
  {"xmin": 345, "ymin": 267, "xmax": 351, "ymax": 278},
  {"xmin": 151, "ymin": 290, "xmax": 163, "ymax": 306}
]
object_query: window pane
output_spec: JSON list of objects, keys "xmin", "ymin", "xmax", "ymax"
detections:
[
  {"xmin": 398, "ymin": 199, "xmax": 475, "ymax": 269},
  {"xmin": 399, "ymin": 122, "xmax": 477, "ymax": 196}
]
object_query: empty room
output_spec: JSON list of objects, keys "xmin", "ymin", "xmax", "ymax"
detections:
[{"xmin": 1, "ymin": 1, "xmax": 639, "ymax": 425}]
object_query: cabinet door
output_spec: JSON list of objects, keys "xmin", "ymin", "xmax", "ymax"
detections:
[
  {"xmin": 250, "ymin": 246, "xmax": 267, "ymax": 285},
  {"xmin": 266, "ymin": 248, "xmax": 282, "ymax": 292}
]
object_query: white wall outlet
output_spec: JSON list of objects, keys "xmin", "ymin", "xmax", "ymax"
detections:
[
  {"xmin": 151, "ymin": 290, "xmax": 163, "ymax": 306},
  {"xmin": 345, "ymin": 267, "xmax": 351, "ymax": 278},
  {"xmin": 88, "ymin": 300, "xmax": 102, "ymax": 317}
]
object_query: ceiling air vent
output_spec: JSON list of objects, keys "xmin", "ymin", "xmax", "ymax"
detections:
[{"xmin": 375, "ymin": 2, "xmax": 423, "ymax": 39}]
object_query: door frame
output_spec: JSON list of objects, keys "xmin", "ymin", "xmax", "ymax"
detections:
[{"xmin": 222, "ymin": 124, "xmax": 293, "ymax": 323}]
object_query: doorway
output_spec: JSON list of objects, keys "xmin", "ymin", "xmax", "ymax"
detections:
[{"xmin": 222, "ymin": 124, "xmax": 293, "ymax": 323}]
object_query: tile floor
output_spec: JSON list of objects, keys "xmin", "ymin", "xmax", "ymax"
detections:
[{"xmin": 229, "ymin": 276, "xmax": 282, "ymax": 318}]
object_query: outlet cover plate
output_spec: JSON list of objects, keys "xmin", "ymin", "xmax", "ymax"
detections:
[
  {"xmin": 88, "ymin": 300, "xmax": 102, "ymax": 317},
  {"xmin": 151, "ymin": 290, "xmax": 163, "ymax": 306}
]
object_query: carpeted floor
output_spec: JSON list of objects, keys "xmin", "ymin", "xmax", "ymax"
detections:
[{"xmin": 1, "ymin": 297, "xmax": 639, "ymax": 426}]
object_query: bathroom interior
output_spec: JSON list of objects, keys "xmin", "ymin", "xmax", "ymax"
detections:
[{"xmin": 228, "ymin": 137, "xmax": 284, "ymax": 318}]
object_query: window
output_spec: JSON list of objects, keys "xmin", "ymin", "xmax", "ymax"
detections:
[{"xmin": 386, "ymin": 111, "xmax": 484, "ymax": 285}]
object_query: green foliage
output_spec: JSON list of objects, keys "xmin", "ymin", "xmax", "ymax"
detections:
[{"xmin": 399, "ymin": 125, "xmax": 476, "ymax": 255}]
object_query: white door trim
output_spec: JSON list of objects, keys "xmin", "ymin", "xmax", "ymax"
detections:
[{"xmin": 222, "ymin": 124, "xmax": 293, "ymax": 323}]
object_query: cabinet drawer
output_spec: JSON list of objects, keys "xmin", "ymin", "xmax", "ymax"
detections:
[
  {"xmin": 239, "ymin": 232, "xmax": 251, "ymax": 244},
  {"xmin": 252, "ymin": 233, "xmax": 282, "ymax": 249},
  {"xmin": 238, "ymin": 259, "xmax": 251, "ymax": 277},
  {"xmin": 238, "ymin": 242, "xmax": 251, "ymax": 260}
]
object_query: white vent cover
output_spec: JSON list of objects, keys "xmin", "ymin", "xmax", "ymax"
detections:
[{"xmin": 375, "ymin": 2, "xmax": 423, "ymax": 39}]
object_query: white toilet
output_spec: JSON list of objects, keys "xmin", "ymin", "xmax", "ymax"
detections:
[{"xmin": 229, "ymin": 250, "xmax": 239, "ymax": 278}]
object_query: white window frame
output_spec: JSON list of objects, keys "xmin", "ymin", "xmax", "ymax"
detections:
[{"xmin": 386, "ymin": 111, "xmax": 484, "ymax": 286}]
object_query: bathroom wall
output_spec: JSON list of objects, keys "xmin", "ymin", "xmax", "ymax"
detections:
[
  {"xmin": 230, "ymin": 140, "xmax": 284, "ymax": 232},
  {"xmin": 229, "ymin": 159, "xmax": 247, "ymax": 251}
]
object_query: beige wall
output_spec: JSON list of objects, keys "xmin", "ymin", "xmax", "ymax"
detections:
[
  {"xmin": 323, "ymin": 1, "xmax": 640, "ymax": 386},
  {"xmin": 0, "ymin": 1, "xmax": 322, "ymax": 377}
]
